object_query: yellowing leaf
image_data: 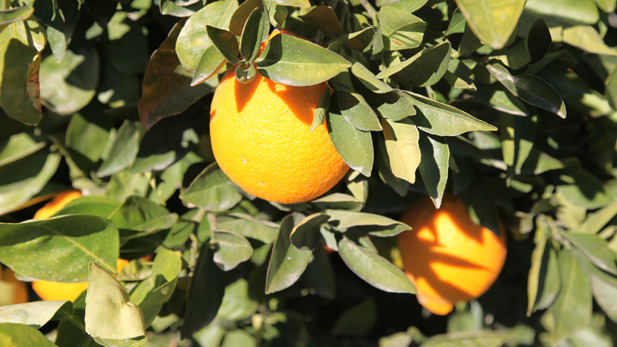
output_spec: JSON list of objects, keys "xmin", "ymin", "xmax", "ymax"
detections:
[
  {"xmin": 85, "ymin": 263, "xmax": 146, "ymax": 340},
  {"xmin": 455, "ymin": 0, "xmax": 525, "ymax": 49}
]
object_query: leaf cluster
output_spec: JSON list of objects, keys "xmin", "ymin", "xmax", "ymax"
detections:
[{"xmin": 0, "ymin": 0, "xmax": 617, "ymax": 346}]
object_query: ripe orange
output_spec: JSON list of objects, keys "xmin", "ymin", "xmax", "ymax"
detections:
[
  {"xmin": 209, "ymin": 31, "xmax": 349, "ymax": 204},
  {"xmin": 29, "ymin": 190, "xmax": 148, "ymax": 301},
  {"xmin": 33, "ymin": 190, "xmax": 82, "ymax": 219},
  {"xmin": 0, "ymin": 266, "xmax": 28, "ymax": 305},
  {"xmin": 31, "ymin": 259, "xmax": 136, "ymax": 301},
  {"xmin": 398, "ymin": 195, "xmax": 507, "ymax": 315}
]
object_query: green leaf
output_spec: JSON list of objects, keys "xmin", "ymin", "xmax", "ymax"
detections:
[
  {"xmin": 0, "ymin": 323, "xmax": 57, "ymax": 347},
  {"xmin": 590, "ymin": 270, "xmax": 617, "ymax": 323},
  {"xmin": 486, "ymin": 64, "xmax": 567, "ymax": 118},
  {"xmin": 0, "ymin": 133, "xmax": 44, "ymax": 166},
  {"xmin": 34, "ymin": 0, "xmax": 79, "ymax": 62},
  {"xmin": 104, "ymin": 11, "xmax": 149, "ymax": 74},
  {"xmin": 551, "ymin": 250, "xmax": 592, "ymax": 342},
  {"xmin": 206, "ymin": 25, "xmax": 239, "ymax": 64},
  {"xmin": 290, "ymin": 213, "xmax": 330, "ymax": 250},
  {"xmin": 326, "ymin": 209, "xmax": 410, "ymax": 236},
  {"xmin": 377, "ymin": 42, "xmax": 450, "ymax": 87},
  {"xmin": 454, "ymin": 0, "xmax": 524, "ymax": 49},
  {"xmin": 524, "ymin": 0, "xmax": 599, "ymax": 26},
  {"xmin": 139, "ymin": 21, "xmax": 212, "ymax": 129},
  {"xmin": 85, "ymin": 263, "xmax": 146, "ymax": 342},
  {"xmin": 526, "ymin": 19, "xmax": 552, "ymax": 63},
  {"xmin": 97, "ymin": 120, "xmax": 145, "ymax": 177},
  {"xmin": 407, "ymin": 92, "xmax": 497, "ymax": 136},
  {"xmin": 560, "ymin": 232, "xmax": 617, "ymax": 275},
  {"xmin": 376, "ymin": 139, "xmax": 410, "ymax": 196},
  {"xmin": 271, "ymin": 0, "xmax": 310, "ymax": 8},
  {"xmin": 418, "ymin": 134, "xmax": 449, "ymax": 208},
  {"xmin": 338, "ymin": 237, "xmax": 415, "ymax": 294},
  {"xmin": 265, "ymin": 214, "xmax": 313, "ymax": 294},
  {"xmin": 40, "ymin": 47, "xmax": 99, "ymax": 115},
  {"xmin": 561, "ymin": 25, "xmax": 617, "ymax": 57},
  {"xmin": 445, "ymin": 10, "xmax": 466, "ymax": 36},
  {"xmin": 180, "ymin": 244, "xmax": 224, "ymax": 339},
  {"xmin": 327, "ymin": 111, "xmax": 374, "ymax": 177},
  {"xmin": 444, "ymin": 59, "xmax": 476, "ymax": 91},
  {"xmin": 557, "ymin": 168, "xmax": 614, "ymax": 209},
  {"xmin": 180, "ymin": 163, "xmax": 243, "ymax": 211},
  {"xmin": 377, "ymin": 6, "xmax": 426, "ymax": 51},
  {"xmin": 527, "ymin": 219, "xmax": 561, "ymax": 315},
  {"xmin": 337, "ymin": 91, "xmax": 382, "ymax": 131},
  {"xmin": 578, "ymin": 201, "xmax": 617, "ymax": 235},
  {"xmin": 382, "ymin": 117, "xmax": 421, "ymax": 184},
  {"xmin": 0, "ymin": 19, "xmax": 44, "ymax": 125},
  {"xmin": 0, "ymin": 7, "xmax": 33, "ymax": 25},
  {"xmin": 191, "ymin": 45, "xmax": 227, "ymax": 86},
  {"xmin": 110, "ymin": 196, "xmax": 177, "ymax": 235},
  {"xmin": 0, "ymin": 301, "xmax": 72, "ymax": 328},
  {"xmin": 310, "ymin": 89, "xmax": 330, "ymax": 132},
  {"xmin": 228, "ymin": 0, "xmax": 265, "ymax": 36},
  {"xmin": 422, "ymin": 331, "xmax": 512, "ymax": 347},
  {"xmin": 499, "ymin": 113, "xmax": 535, "ymax": 175},
  {"xmin": 175, "ymin": 0, "xmax": 239, "ymax": 72},
  {"xmin": 312, "ymin": 193, "xmax": 363, "ymax": 211},
  {"xmin": 332, "ymin": 299, "xmax": 377, "ymax": 337},
  {"xmin": 240, "ymin": 8, "xmax": 268, "ymax": 61},
  {"xmin": 131, "ymin": 111, "xmax": 203, "ymax": 173},
  {"xmin": 299, "ymin": 6, "xmax": 343, "ymax": 37},
  {"xmin": 0, "ymin": 150, "xmax": 59, "ymax": 215},
  {"xmin": 0, "ymin": 215, "xmax": 119, "ymax": 281},
  {"xmin": 212, "ymin": 230, "xmax": 253, "ymax": 271},
  {"xmin": 473, "ymin": 85, "xmax": 528, "ymax": 116},
  {"xmin": 300, "ymin": 246, "xmax": 336, "ymax": 299},
  {"xmin": 129, "ymin": 249, "xmax": 182, "ymax": 327},
  {"xmin": 216, "ymin": 279, "xmax": 258, "ymax": 321},
  {"xmin": 607, "ymin": 67, "xmax": 617, "ymax": 110},
  {"xmin": 351, "ymin": 62, "xmax": 393, "ymax": 93},
  {"xmin": 216, "ymin": 214, "xmax": 279, "ymax": 244},
  {"xmin": 371, "ymin": 90, "xmax": 416, "ymax": 121},
  {"xmin": 256, "ymin": 33, "xmax": 351, "ymax": 86},
  {"xmin": 594, "ymin": 0, "xmax": 616, "ymax": 12},
  {"xmin": 66, "ymin": 112, "xmax": 113, "ymax": 164}
]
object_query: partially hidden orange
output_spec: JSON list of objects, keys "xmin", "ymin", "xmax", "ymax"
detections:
[
  {"xmin": 398, "ymin": 195, "xmax": 507, "ymax": 315},
  {"xmin": 33, "ymin": 190, "xmax": 82, "ymax": 219},
  {"xmin": 31, "ymin": 259, "xmax": 135, "ymax": 302},
  {"xmin": 209, "ymin": 31, "xmax": 349, "ymax": 204},
  {"xmin": 30, "ymin": 190, "xmax": 147, "ymax": 301},
  {"xmin": 0, "ymin": 266, "xmax": 28, "ymax": 305}
]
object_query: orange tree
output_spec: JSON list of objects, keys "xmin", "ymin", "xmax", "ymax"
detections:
[{"xmin": 1, "ymin": 0, "xmax": 617, "ymax": 346}]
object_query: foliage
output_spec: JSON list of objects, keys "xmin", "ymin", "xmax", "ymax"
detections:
[{"xmin": 0, "ymin": 0, "xmax": 616, "ymax": 346}]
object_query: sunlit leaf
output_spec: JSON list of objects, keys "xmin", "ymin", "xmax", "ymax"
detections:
[
  {"xmin": 338, "ymin": 237, "xmax": 415, "ymax": 293},
  {"xmin": 0, "ymin": 19, "xmax": 44, "ymax": 125},
  {"xmin": 265, "ymin": 215, "xmax": 313, "ymax": 294},
  {"xmin": 180, "ymin": 163, "xmax": 243, "ymax": 211},
  {"xmin": 0, "ymin": 215, "xmax": 119, "ymax": 281},
  {"xmin": 455, "ymin": 0, "xmax": 525, "ymax": 49},
  {"xmin": 85, "ymin": 263, "xmax": 146, "ymax": 341},
  {"xmin": 256, "ymin": 34, "xmax": 351, "ymax": 86}
]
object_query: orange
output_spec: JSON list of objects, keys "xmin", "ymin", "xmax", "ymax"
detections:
[
  {"xmin": 209, "ymin": 31, "xmax": 349, "ymax": 204},
  {"xmin": 398, "ymin": 195, "xmax": 507, "ymax": 315},
  {"xmin": 0, "ymin": 266, "xmax": 28, "ymax": 305},
  {"xmin": 31, "ymin": 259, "xmax": 134, "ymax": 301},
  {"xmin": 33, "ymin": 190, "xmax": 82, "ymax": 219},
  {"xmin": 29, "ymin": 190, "xmax": 144, "ymax": 301}
]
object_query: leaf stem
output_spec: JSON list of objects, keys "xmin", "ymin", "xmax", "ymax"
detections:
[{"xmin": 358, "ymin": 0, "xmax": 377, "ymax": 21}]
